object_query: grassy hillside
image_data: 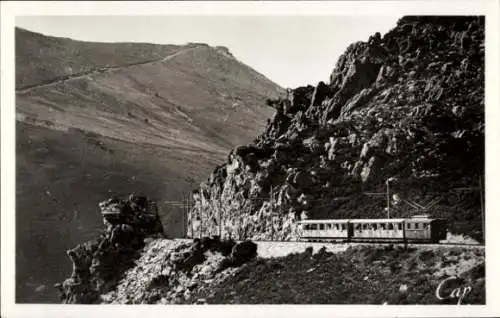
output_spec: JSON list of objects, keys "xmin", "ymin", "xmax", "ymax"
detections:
[
  {"xmin": 15, "ymin": 28, "xmax": 283, "ymax": 302},
  {"xmin": 16, "ymin": 28, "xmax": 181, "ymax": 89}
]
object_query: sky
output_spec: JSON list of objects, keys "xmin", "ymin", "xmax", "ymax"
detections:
[{"xmin": 16, "ymin": 15, "xmax": 401, "ymax": 89}]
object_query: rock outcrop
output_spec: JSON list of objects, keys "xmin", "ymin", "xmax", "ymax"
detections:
[
  {"xmin": 188, "ymin": 16, "xmax": 485, "ymax": 242},
  {"xmin": 100, "ymin": 237, "xmax": 257, "ymax": 304},
  {"xmin": 56, "ymin": 194, "xmax": 259, "ymax": 304},
  {"xmin": 55, "ymin": 194, "xmax": 166, "ymax": 303}
]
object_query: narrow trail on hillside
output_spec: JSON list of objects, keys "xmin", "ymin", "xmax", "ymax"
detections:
[{"xmin": 16, "ymin": 46, "xmax": 204, "ymax": 93}]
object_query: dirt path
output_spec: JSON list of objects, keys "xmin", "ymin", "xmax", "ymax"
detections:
[{"xmin": 16, "ymin": 46, "xmax": 203, "ymax": 93}]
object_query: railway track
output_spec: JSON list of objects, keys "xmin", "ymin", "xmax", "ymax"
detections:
[
  {"xmin": 252, "ymin": 239, "xmax": 484, "ymax": 249},
  {"xmin": 171, "ymin": 238, "xmax": 484, "ymax": 259}
]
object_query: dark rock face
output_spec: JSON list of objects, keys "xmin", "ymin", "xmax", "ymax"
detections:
[
  {"xmin": 55, "ymin": 194, "xmax": 165, "ymax": 303},
  {"xmin": 99, "ymin": 237, "xmax": 258, "ymax": 304},
  {"xmin": 230, "ymin": 240, "xmax": 258, "ymax": 266},
  {"xmin": 189, "ymin": 16, "xmax": 485, "ymax": 242}
]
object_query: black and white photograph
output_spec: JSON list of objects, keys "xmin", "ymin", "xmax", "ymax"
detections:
[{"xmin": 1, "ymin": 1, "xmax": 499, "ymax": 317}]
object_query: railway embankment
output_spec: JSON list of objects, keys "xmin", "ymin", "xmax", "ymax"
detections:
[
  {"xmin": 63, "ymin": 236, "xmax": 484, "ymax": 304},
  {"xmin": 57, "ymin": 203, "xmax": 484, "ymax": 306},
  {"xmin": 54, "ymin": 193, "xmax": 483, "ymax": 304},
  {"xmin": 192, "ymin": 242, "xmax": 484, "ymax": 304}
]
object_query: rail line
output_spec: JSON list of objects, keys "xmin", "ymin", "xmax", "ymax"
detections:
[
  {"xmin": 255, "ymin": 240, "xmax": 485, "ymax": 250},
  {"xmin": 172, "ymin": 238, "xmax": 484, "ymax": 250}
]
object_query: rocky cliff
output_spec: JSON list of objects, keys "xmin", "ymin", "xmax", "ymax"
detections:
[
  {"xmin": 56, "ymin": 194, "xmax": 259, "ymax": 304},
  {"xmin": 188, "ymin": 16, "xmax": 485, "ymax": 242}
]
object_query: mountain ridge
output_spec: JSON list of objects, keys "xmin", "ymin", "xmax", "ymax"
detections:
[{"xmin": 15, "ymin": 27, "xmax": 282, "ymax": 303}]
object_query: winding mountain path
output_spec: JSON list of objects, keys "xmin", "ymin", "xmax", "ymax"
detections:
[{"xmin": 16, "ymin": 46, "xmax": 203, "ymax": 93}]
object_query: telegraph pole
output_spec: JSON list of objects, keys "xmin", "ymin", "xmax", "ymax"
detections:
[
  {"xmin": 386, "ymin": 177, "xmax": 397, "ymax": 219},
  {"xmin": 190, "ymin": 195, "xmax": 194, "ymax": 239},
  {"xmin": 182, "ymin": 194, "xmax": 186, "ymax": 238},
  {"xmin": 479, "ymin": 176, "xmax": 485, "ymax": 243},
  {"xmin": 386, "ymin": 179, "xmax": 390, "ymax": 219},
  {"xmin": 270, "ymin": 185, "xmax": 274, "ymax": 241},
  {"xmin": 219, "ymin": 200, "xmax": 222, "ymax": 238}
]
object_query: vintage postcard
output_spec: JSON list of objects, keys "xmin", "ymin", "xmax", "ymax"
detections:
[{"xmin": 1, "ymin": 1, "xmax": 499, "ymax": 317}]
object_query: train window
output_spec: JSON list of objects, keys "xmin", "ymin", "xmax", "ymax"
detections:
[
  {"xmin": 311, "ymin": 224, "xmax": 317, "ymax": 230},
  {"xmin": 341, "ymin": 224, "xmax": 346, "ymax": 230},
  {"xmin": 415, "ymin": 223, "xmax": 420, "ymax": 229},
  {"xmin": 372, "ymin": 224, "xmax": 377, "ymax": 230},
  {"xmin": 319, "ymin": 224, "xmax": 324, "ymax": 230},
  {"xmin": 326, "ymin": 224, "xmax": 332, "ymax": 230},
  {"xmin": 363, "ymin": 224, "xmax": 368, "ymax": 230},
  {"xmin": 380, "ymin": 223, "xmax": 386, "ymax": 230},
  {"xmin": 355, "ymin": 224, "xmax": 361, "ymax": 230},
  {"xmin": 388, "ymin": 223, "xmax": 394, "ymax": 230},
  {"xmin": 303, "ymin": 224, "xmax": 309, "ymax": 230},
  {"xmin": 398, "ymin": 223, "xmax": 402, "ymax": 230}
]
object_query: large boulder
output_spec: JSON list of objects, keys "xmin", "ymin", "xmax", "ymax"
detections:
[{"xmin": 230, "ymin": 240, "xmax": 258, "ymax": 266}]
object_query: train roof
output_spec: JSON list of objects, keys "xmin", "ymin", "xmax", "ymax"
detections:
[
  {"xmin": 297, "ymin": 219, "xmax": 350, "ymax": 223},
  {"xmin": 349, "ymin": 218, "xmax": 408, "ymax": 223},
  {"xmin": 297, "ymin": 218, "xmax": 439, "ymax": 223}
]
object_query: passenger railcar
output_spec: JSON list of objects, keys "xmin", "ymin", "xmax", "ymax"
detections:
[
  {"xmin": 298, "ymin": 215, "xmax": 447, "ymax": 244},
  {"xmin": 299, "ymin": 219, "xmax": 352, "ymax": 242}
]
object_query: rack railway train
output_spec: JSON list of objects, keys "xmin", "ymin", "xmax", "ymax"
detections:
[{"xmin": 297, "ymin": 215, "xmax": 448, "ymax": 243}]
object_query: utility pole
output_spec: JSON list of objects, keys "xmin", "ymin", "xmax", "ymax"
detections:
[
  {"xmin": 403, "ymin": 220, "xmax": 408, "ymax": 251},
  {"xmin": 190, "ymin": 195, "xmax": 194, "ymax": 239},
  {"xmin": 386, "ymin": 177, "xmax": 397, "ymax": 219},
  {"xmin": 479, "ymin": 175, "xmax": 485, "ymax": 243},
  {"xmin": 219, "ymin": 200, "xmax": 222, "ymax": 238},
  {"xmin": 270, "ymin": 186, "xmax": 274, "ymax": 241},
  {"xmin": 386, "ymin": 180, "xmax": 390, "ymax": 219},
  {"xmin": 182, "ymin": 194, "xmax": 186, "ymax": 238}
]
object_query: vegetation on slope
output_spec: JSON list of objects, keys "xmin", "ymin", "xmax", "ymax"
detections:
[{"xmin": 192, "ymin": 245, "xmax": 485, "ymax": 305}]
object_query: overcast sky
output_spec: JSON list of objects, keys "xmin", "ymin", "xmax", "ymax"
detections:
[{"xmin": 16, "ymin": 15, "xmax": 401, "ymax": 88}]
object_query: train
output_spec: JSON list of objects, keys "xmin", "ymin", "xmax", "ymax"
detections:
[{"xmin": 297, "ymin": 214, "xmax": 448, "ymax": 243}]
